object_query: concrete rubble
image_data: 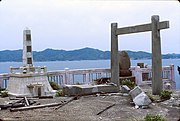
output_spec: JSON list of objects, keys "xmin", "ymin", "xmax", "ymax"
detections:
[
  {"xmin": 121, "ymin": 85, "xmax": 131, "ymax": 93},
  {"xmin": 129, "ymin": 86, "xmax": 143, "ymax": 99},
  {"xmin": 133, "ymin": 92, "xmax": 151, "ymax": 107},
  {"xmin": 162, "ymin": 90, "xmax": 180, "ymax": 107},
  {"xmin": 170, "ymin": 91, "xmax": 180, "ymax": 107},
  {"xmin": 0, "ymin": 97, "xmax": 36, "ymax": 110},
  {"xmin": 129, "ymin": 86, "xmax": 151, "ymax": 107},
  {"xmin": 63, "ymin": 84, "xmax": 119, "ymax": 96}
]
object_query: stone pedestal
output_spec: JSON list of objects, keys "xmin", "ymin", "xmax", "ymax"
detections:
[{"xmin": 7, "ymin": 73, "xmax": 54, "ymax": 97}]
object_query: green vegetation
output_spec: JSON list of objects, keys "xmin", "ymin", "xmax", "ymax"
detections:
[
  {"xmin": 49, "ymin": 81, "xmax": 60, "ymax": 90},
  {"xmin": 147, "ymin": 93, "xmax": 156, "ymax": 102},
  {"xmin": 1, "ymin": 91, "xmax": 8, "ymax": 97},
  {"xmin": 121, "ymin": 79, "xmax": 135, "ymax": 89},
  {"xmin": 0, "ymin": 87, "xmax": 8, "ymax": 97},
  {"xmin": 56, "ymin": 90, "xmax": 64, "ymax": 97},
  {"xmin": 160, "ymin": 90, "xmax": 172, "ymax": 100},
  {"xmin": 144, "ymin": 114, "xmax": 166, "ymax": 121},
  {"xmin": 146, "ymin": 93, "xmax": 161, "ymax": 102}
]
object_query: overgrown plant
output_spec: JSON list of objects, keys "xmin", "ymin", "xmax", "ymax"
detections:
[
  {"xmin": 146, "ymin": 93, "xmax": 161, "ymax": 102},
  {"xmin": 1, "ymin": 91, "xmax": 8, "ymax": 97},
  {"xmin": 160, "ymin": 90, "xmax": 172, "ymax": 100},
  {"xmin": 147, "ymin": 93, "xmax": 155, "ymax": 102},
  {"xmin": 144, "ymin": 114, "xmax": 166, "ymax": 121},
  {"xmin": 49, "ymin": 81, "xmax": 60, "ymax": 90},
  {"xmin": 121, "ymin": 79, "xmax": 135, "ymax": 89},
  {"xmin": 56, "ymin": 90, "xmax": 64, "ymax": 97}
]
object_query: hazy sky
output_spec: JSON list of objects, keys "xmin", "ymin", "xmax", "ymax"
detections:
[{"xmin": 0, "ymin": 0, "xmax": 179, "ymax": 54}]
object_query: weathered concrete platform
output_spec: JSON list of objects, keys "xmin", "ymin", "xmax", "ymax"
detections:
[
  {"xmin": 63, "ymin": 84, "xmax": 119, "ymax": 96},
  {"xmin": 7, "ymin": 73, "xmax": 54, "ymax": 97}
]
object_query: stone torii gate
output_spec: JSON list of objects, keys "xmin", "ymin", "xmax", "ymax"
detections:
[{"xmin": 111, "ymin": 15, "xmax": 169, "ymax": 95}]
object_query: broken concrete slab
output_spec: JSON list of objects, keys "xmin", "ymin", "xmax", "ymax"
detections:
[
  {"xmin": 121, "ymin": 85, "xmax": 130, "ymax": 93},
  {"xmin": 129, "ymin": 86, "xmax": 151, "ymax": 107},
  {"xmin": 129, "ymin": 86, "xmax": 143, "ymax": 99},
  {"xmin": 133, "ymin": 92, "xmax": 151, "ymax": 106},
  {"xmin": 63, "ymin": 84, "xmax": 119, "ymax": 96}
]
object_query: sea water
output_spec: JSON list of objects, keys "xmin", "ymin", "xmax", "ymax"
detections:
[{"xmin": 0, "ymin": 59, "xmax": 179, "ymax": 89}]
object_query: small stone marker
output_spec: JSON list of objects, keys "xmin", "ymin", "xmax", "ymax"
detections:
[{"xmin": 119, "ymin": 51, "xmax": 132, "ymax": 77}]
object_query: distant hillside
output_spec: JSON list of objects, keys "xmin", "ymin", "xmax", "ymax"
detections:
[
  {"xmin": 33, "ymin": 48, "xmax": 110, "ymax": 61},
  {"xmin": 0, "ymin": 47, "xmax": 179, "ymax": 62}
]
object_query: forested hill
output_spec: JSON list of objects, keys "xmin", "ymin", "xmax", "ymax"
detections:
[{"xmin": 0, "ymin": 47, "xmax": 179, "ymax": 62}]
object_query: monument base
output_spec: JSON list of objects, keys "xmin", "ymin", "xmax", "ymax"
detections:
[{"xmin": 7, "ymin": 73, "xmax": 55, "ymax": 97}]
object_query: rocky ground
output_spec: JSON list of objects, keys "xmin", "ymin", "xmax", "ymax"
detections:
[{"xmin": 0, "ymin": 90, "xmax": 180, "ymax": 121}]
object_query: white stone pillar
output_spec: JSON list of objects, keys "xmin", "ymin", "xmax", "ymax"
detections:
[{"xmin": 23, "ymin": 28, "xmax": 33, "ymax": 67}]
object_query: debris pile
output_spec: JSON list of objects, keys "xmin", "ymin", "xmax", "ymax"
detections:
[
  {"xmin": 0, "ymin": 97, "xmax": 36, "ymax": 110},
  {"xmin": 170, "ymin": 91, "xmax": 180, "ymax": 107},
  {"xmin": 162, "ymin": 90, "xmax": 180, "ymax": 107},
  {"xmin": 0, "ymin": 96, "xmax": 77, "ymax": 112}
]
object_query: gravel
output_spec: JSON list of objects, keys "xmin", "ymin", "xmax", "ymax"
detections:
[{"xmin": 0, "ymin": 93, "xmax": 179, "ymax": 121}]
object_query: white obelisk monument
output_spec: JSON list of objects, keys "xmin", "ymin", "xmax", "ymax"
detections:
[{"xmin": 7, "ymin": 28, "xmax": 54, "ymax": 96}]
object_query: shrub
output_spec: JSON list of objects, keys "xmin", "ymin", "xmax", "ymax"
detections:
[
  {"xmin": 146, "ymin": 93, "xmax": 161, "ymax": 102},
  {"xmin": 56, "ymin": 90, "xmax": 64, "ymax": 97},
  {"xmin": 1, "ymin": 91, "xmax": 8, "ymax": 97},
  {"xmin": 144, "ymin": 114, "xmax": 166, "ymax": 121},
  {"xmin": 49, "ymin": 81, "xmax": 60, "ymax": 90},
  {"xmin": 147, "ymin": 94, "xmax": 155, "ymax": 102},
  {"xmin": 160, "ymin": 90, "xmax": 172, "ymax": 100},
  {"xmin": 121, "ymin": 79, "xmax": 135, "ymax": 89}
]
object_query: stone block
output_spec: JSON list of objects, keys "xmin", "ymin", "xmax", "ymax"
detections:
[
  {"xmin": 63, "ymin": 84, "xmax": 119, "ymax": 96},
  {"xmin": 119, "ymin": 51, "xmax": 131, "ymax": 70},
  {"xmin": 121, "ymin": 85, "xmax": 130, "ymax": 93},
  {"xmin": 133, "ymin": 92, "xmax": 151, "ymax": 106},
  {"xmin": 129, "ymin": 86, "xmax": 143, "ymax": 99}
]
